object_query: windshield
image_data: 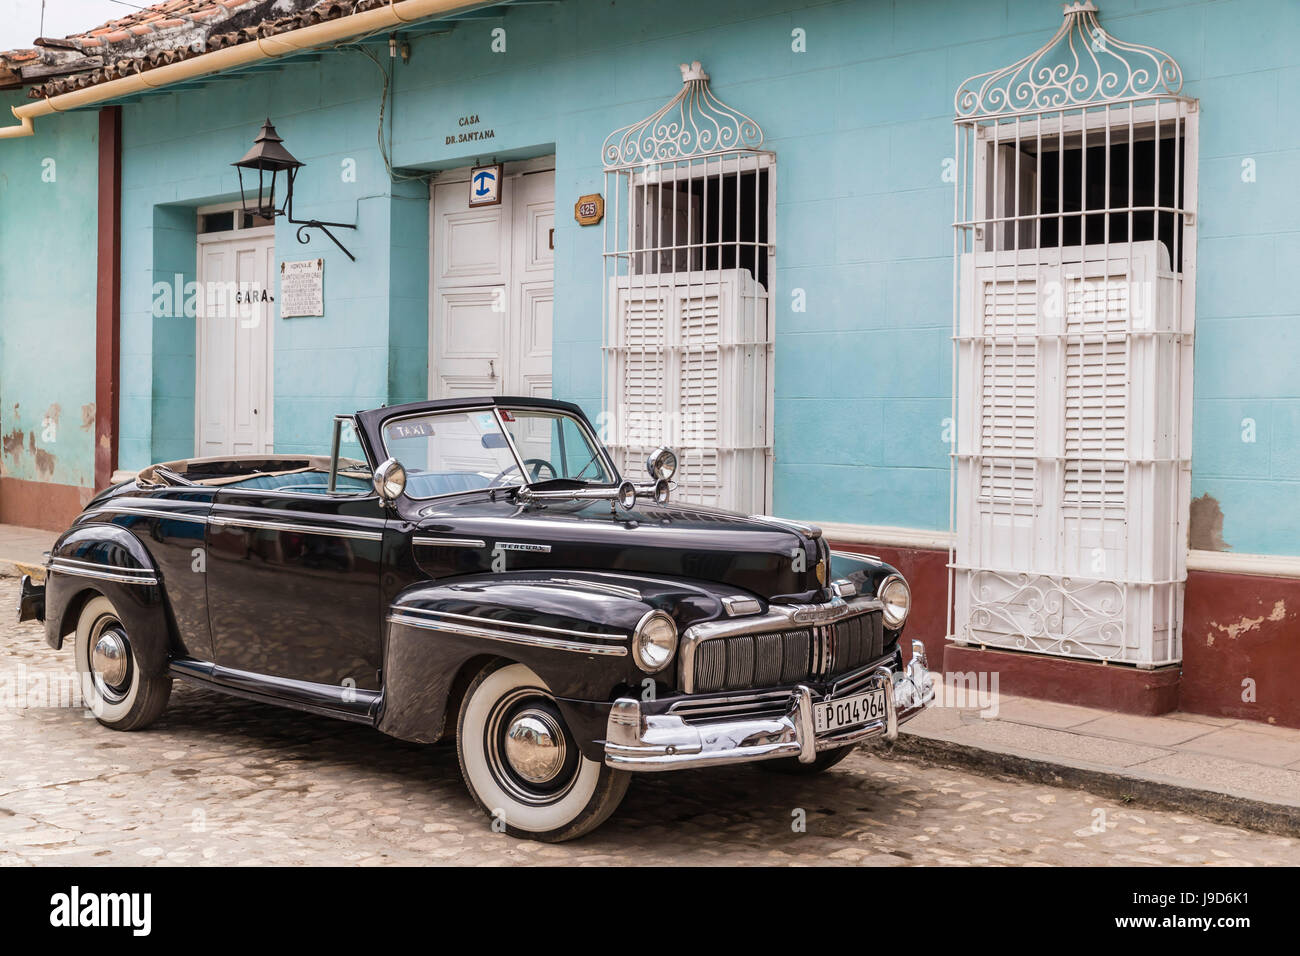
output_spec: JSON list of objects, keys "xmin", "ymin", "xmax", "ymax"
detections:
[{"xmin": 380, "ymin": 406, "xmax": 614, "ymax": 499}]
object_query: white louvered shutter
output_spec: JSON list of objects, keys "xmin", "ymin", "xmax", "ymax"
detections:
[
  {"xmin": 1063, "ymin": 277, "xmax": 1129, "ymax": 517},
  {"xmin": 955, "ymin": 241, "xmax": 1184, "ymax": 666},
  {"xmin": 609, "ymin": 283, "xmax": 668, "ymax": 473},
  {"xmin": 978, "ymin": 277, "xmax": 1038, "ymax": 508},
  {"xmin": 609, "ymin": 269, "xmax": 769, "ymax": 511}
]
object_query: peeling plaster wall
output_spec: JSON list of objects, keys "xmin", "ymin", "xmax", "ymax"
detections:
[
  {"xmin": 0, "ymin": 91, "xmax": 99, "ymax": 495},
  {"xmin": 1183, "ymin": 570, "xmax": 1300, "ymax": 727}
]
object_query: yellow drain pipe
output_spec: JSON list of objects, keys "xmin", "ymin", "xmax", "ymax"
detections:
[{"xmin": 1, "ymin": 0, "xmax": 490, "ymax": 139}]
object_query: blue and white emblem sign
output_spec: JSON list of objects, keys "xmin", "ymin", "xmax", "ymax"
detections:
[{"xmin": 468, "ymin": 163, "xmax": 503, "ymax": 207}]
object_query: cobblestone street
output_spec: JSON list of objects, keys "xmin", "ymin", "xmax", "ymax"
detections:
[{"xmin": 2, "ymin": 578, "xmax": 1297, "ymax": 866}]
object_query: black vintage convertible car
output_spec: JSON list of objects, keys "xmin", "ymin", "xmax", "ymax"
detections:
[{"xmin": 20, "ymin": 396, "xmax": 934, "ymax": 841}]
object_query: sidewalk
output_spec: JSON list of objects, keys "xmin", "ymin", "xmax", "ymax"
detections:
[
  {"xmin": 0, "ymin": 523, "xmax": 55, "ymax": 578},
  {"xmin": 0, "ymin": 520, "xmax": 1295, "ymax": 834},
  {"xmin": 893, "ymin": 679, "xmax": 1300, "ymax": 835}
]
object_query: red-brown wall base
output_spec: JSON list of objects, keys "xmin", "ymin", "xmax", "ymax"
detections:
[
  {"xmin": 0, "ymin": 477, "xmax": 92, "ymax": 532},
  {"xmin": 1181, "ymin": 567, "xmax": 1300, "ymax": 729},
  {"xmin": 829, "ymin": 537, "xmax": 1300, "ymax": 728},
  {"xmin": 830, "ymin": 543, "xmax": 950, "ymax": 669},
  {"xmin": 943, "ymin": 643, "xmax": 1181, "ymax": 715}
]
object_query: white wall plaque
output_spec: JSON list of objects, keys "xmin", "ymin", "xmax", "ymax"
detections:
[{"xmin": 280, "ymin": 258, "xmax": 324, "ymax": 317}]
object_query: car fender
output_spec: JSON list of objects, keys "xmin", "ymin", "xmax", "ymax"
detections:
[
  {"xmin": 377, "ymin": 570, "xmax": 729, "ymax": 755},
  {"xmin": 44, "ymin": 522, "xmax": 174, "ymax": 677}
]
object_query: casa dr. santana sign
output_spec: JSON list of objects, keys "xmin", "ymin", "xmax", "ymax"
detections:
[{"xmin": 446, "ymin": 113, "xmax": 495, "ymax": 146}]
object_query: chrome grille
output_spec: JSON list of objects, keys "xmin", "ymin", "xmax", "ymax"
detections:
[
  {"xmin": 667, "ymin": 690, "xmax": 791, "ymax": 724},
  {"xmin": 691, "ymin": 610, "xmax": 885, "ymax": 693}
]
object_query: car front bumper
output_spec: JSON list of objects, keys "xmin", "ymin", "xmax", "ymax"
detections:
[{"xmin": 603, "ymin": 640, "xmax": 935, "ymax": 771}]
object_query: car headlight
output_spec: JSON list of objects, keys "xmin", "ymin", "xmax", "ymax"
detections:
[
  {"xmin": 646, "ymin": 446, "xmax": 678, "ymax": 481},
  {"xmin": 878, "ymin": 574, "xmax": 911, "ymax": 629},
  {"xmin": 632, "ymin": 610, "xmax": 678, "ymax": 673}
]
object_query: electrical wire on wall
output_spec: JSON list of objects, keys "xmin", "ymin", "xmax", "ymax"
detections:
[{"xmin": 327, "ymin": 29, "xmax": 430, "ymax": 186}]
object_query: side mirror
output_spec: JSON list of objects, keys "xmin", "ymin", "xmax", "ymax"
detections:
[
  {"xmin": 373, "ymin": 458, "xmax": 407, "ymax": 502},
  {"xmin": 646, "ymin": 446, "xmax": 678, "ymax": 481}
]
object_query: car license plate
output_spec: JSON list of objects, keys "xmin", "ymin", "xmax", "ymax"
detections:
[{"xmin": 813, "ymin": 687, "xmax": 888, "ymax": 734}]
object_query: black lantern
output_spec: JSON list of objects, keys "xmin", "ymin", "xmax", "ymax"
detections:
[
  {"xmin": 233, "ymin": 118, "xmax": 357, "ymax": 261},
  {"xmin": 232, "ymin": 118, "xmax": 301, "ymax": 219}
]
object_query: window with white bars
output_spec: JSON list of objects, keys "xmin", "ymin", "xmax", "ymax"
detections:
[
  {"xmin": 601, "ymin": 63, "xmax": 774, "ymax": 514},
  {"xmin": 609, "ymin": 256, "xmax": 768, "ymax": 508},
  {"xmin": 950, "ymin": 4, "xmax": 1196, "ymax": 668}
]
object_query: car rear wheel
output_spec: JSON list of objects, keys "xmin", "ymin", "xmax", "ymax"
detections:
[
  {"xmin": 74, "ymin": 595, "xmax": 172, "ymax": 730},
  {"xmin": 456, "ymin": 661, "xmax": 630, "ymax": 842},
  {"xmin": 758, "ymin": 744, "xmax": 858, "ymax": 775}
]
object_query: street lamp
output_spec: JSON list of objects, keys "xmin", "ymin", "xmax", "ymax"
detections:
[{"xmin": 233, "ymin": 118, "xmax": 357, "ymax": 261}]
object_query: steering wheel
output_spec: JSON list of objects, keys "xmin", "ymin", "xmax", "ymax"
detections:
[{"xmin": 491, "ymin": 458, "xmax": 557, "ymax": 485}]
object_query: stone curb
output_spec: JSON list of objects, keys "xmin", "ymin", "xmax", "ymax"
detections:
[
  {"xmin": 0, "ymin": 559, "xmax": 44, "ymax": 580},
  {"xmin": 880, "ymin": 732, "xmax": 1300, "ymax": 838}
]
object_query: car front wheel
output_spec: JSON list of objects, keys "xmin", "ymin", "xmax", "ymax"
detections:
[
  {"xmin": 456, "ymin": 661, "xmax": 630, "ymax": 842},
  {"xmin": 74, "ymin": 595, "xmax": 172, "ymax": 730}
]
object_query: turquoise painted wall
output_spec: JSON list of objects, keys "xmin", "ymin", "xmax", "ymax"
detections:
[
  {"xmin": 1179, "ymin": 0, "xmax": 1300, "ymax": 555},
  {"xmin": 118, "ymin": 49, "xmax": 429, "ymax": 465},
  {"xmin": 100, "ymin": 0, "xmax": 1300, "ymax": 555},
  {"xmin": 0, "ymin": 91, "xmax": 99, "ymax": 497}
]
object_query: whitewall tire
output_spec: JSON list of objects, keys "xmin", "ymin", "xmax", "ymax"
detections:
[
  {"xmin": 456, "ymin": 661, "xmax": 630, "ymax": 842},
  {"xmin": 74, "ymin": 595, "xmax": 172, "ymax": 730}
]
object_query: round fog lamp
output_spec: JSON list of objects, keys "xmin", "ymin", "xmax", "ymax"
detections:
[
  {"xmin": 632, "ymin": 611, "xmax": 678, "ymax": 673},
  {"xmin": 879, "ymin": 574, "xmax": 911, "ymax": 629}
]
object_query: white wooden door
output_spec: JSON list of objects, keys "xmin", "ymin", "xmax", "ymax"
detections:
[
  {"xmin": 196, "ymin": 230, "xmax": 275, "ymax": 457},
  {"xmin": 430, "ymin": 166, "xmax": 554, "ymax": 404}
]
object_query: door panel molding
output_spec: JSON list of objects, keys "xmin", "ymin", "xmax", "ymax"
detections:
[{"xmin": 429, "ymin": 163, "xmax": 555, "ymax": 402}]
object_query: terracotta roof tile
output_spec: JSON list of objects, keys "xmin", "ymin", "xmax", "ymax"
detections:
[{"xmin": 3, "ymin": 0, "xmax": 400, "ymax": 97}]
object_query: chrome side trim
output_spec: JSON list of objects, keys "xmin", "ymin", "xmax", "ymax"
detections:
[
  {"xmin": 386, "ymin": 612, "xmax": 628, "ymax": 657},
  {"xmin": 390, "ymin": 604, "xmax": 627, "ymax": 642},
  {"xmin": 47, "ymin": 561, "xmax": 159, "ymax": 586},
  {"xmin": 747, "ymin": 514, "xmax": 823, "ymax": 539},
  {"xmin": 678, "ymin": 593, "xmax": 885, "ymax": 693},
  {"xmin": 208, "ymin": 515, "xmax": 384, "ymax": 541},
  {"xmin": 543, "ymin": 578, "xmax": 642, "ymax": 600},
  {"xmin": 48, "ymin": 556, "xmax": 155, "ymax": 576},
  {"xmin": 831, "ymin": 548, "xmax": 882, "ymax": 563},
  {"xmin": 79, "ymin": 504, "xmax": 210, "ymax": 525},
  {"xmin": 413, "ymin": 536, "xmax": 487, "ymax": 548}
]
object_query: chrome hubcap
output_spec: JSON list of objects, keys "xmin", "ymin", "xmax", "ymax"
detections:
[
  {"xmin": 91, "ymin": 629, "xmax": 130, "ymax": 690},
  {"xmin": 503, "ymin": 708, "xmax": 567, "ymax": 784}
]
